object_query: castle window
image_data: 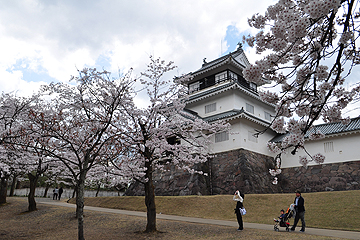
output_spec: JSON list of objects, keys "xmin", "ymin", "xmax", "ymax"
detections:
[
  {"xmin": 229, "ymin": 71, "xmax": 238, "ymax": 80},
  {"xmin": 248, "ymin": 131, "xmax": 258, "ymax": 143},
  {"xmin": 215, "ymin": 131, "xmax": 229, "ymax": 143},
  {"xmin": 246, "ymin": 103, "xmax": 254, "ymax": 114},
  {"xmin": 189, "ymin": 81, "xmax": 200, "ymax": 93},
  {"xmin": 249, "ymin": 82, "xmax": 257, "ymax": 91},
  {"xmin": 324, "ymin": 142, "xmax": 334, "ymax": 152},
  {"xmin": 215, "ymin": 71, "xmax": 227, "ymax": 84},
  {"xmin": 265, "ymin": 111, "xmax": 272, "ymax": 121},
  {"xmin": 205, "ymin": 103, "xmax": 216, "ymax": 113}
]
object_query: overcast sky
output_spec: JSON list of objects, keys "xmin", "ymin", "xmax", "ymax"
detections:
[
  {"xmin": 0, "ymin": 0, "xmax": 275, "ymax": 94},
  {"xmin": 0, "ymin": 0, "xmax": 359, "ymax": 117}
]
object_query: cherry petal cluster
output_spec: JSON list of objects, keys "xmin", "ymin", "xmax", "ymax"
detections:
[
  {"xmin": 269, "ymin": 168, "xmax": 282, "ymax": 176},
  {"xmin": 299, "ymin": 156, "xmax": 309, "ymax": 168},
  {"xmin": 308, "ymin": 130, "xmax": 325, "ymax": 140},
  {"xmin": 313, "ymin": 153, "xmax": 325, "ymax": 164}
]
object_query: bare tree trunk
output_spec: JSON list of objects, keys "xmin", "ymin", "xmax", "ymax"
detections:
[
  {"xmin": 95, "ymin": 184, "xmax": 100, "ymax": 197},
  {"xmin": 43, "ymin": 184, "xmax": 50, "ymax": 198},
  {"xmin": 76, "ymin": 172, "xmax": 86, "ymax": 240},
  {"xmin": 9, "ymin": 175, "xmax": 17, "ymax": 197},
  {"xmin": 0, "ymin": 176, "xmax": 8, "ymax": 204},
  {"xmin": 28, "ymin": 173, "xmax": 38, "ymax": 211},
  {"xmin": 72, "ymin": 185, "xmax": 77, "ymax": 199},
  {"xmin": 144, "ymin": 162, "xmax": 156, "ymax": 233}
]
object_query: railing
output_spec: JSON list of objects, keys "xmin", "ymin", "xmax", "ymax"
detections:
[{"xmin": 188, "ymin": 76, "xmax": 257, "ymax": 94}]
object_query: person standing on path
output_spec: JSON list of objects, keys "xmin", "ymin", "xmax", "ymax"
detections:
[
  {"xmin": 291, "ymin": 189, "xmax": 305, "ymax": 232},
  {"xmin": 53, "ymin": 187, "xmax": 59, "ymax": 200},
  {"xmin": 58, "ymin": 187, "xmax": 63, "ymax": 200},
  {"xmin": 233, "ymin": 190, "xmax": 245, "ymax": 231}
]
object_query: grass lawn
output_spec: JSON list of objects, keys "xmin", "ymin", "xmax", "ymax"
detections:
[
  {"xmin": 1, "ymin": 197, "xmax": 342, "ymax": 240},
  {"xmin": 71, "ymin": 190, "xmax": 360, "ymax": 232}
]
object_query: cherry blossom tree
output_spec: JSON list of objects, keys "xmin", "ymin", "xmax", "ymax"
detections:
[
  {"xmin": 112, "ymin": 57, "xmax": 229, "ymax": 232},
  {"xmin": 0, "ymin": 93, "xmax": 38, "ymax": 204},
  {"xmin": 243, "ymin": 0, "xmax": 360, "ymax": 181},
  {"xmin": 27, "ymin": 68, "xmax": 134, "ymax": 240}
]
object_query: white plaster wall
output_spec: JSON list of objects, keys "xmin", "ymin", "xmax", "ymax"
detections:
[
  {"xmin": 234, "ymin": 91, "xmax": 275, "ymax": 123},
  {"xmin": 7, "ymin": 187, "xmax": 122, "ymax": 198},
  {"xmin": 280, "ymin": 133, "xmax": 360, "ymax": 168},
  {"xmin": 210, "ymin": 118, "xmax": 275, "ymax": 156},
  {"xmin": 186, "ymin": 91, "xmax": 235, "ymax": 118},
  {"xmin": 187, "ymin": 88, "xmax": 275, "ymax": 124}
]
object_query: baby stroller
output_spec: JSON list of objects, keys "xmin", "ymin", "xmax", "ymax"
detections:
[{"xmin": 273, "ymin": 204, "xmax": 295, "ymax": 232}]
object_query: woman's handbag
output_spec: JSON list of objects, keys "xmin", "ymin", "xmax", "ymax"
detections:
[{"xmin": 240, "ymin": 207, "xmax": 246, "ymax": 215}]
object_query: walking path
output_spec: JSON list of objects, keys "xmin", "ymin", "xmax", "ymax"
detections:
[{"xmin": 37, "ymin": 199, "xmax": 360, "ymax": 240}]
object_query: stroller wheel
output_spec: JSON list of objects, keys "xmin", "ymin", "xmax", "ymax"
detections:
[
  {"xmin": 274, "ymin": 226, "xmax": 279, "ymax": 231},
  {"xmin": 286, "ymin": 228, "xmax": 290, "ymax": 232}
]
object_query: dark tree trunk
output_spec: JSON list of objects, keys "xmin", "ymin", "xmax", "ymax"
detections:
[
  {"xmin": 27, "ymin": 173, "xmax": 38, "ymax": 212},
  {"xmin": 144, "ymin": 161, "xmax": 156, "ymax": 233},
  {"xmin": 95, "ymin": 184, "xmax": 100, "ymax": 197},
  {"xmin": 0, "ymin": 176, "xmax": 8, "ymax": 204},
  {"xmin": 43, "ymin": 184, "xmax": 50, "ymax": 198},
  {"xmin": 9, "ymin": 176, "xmax": 17, "ymax": 197},
  {"xmin": 16, "ymin": 180, "xmax": 21, "ymax": 189},
  {"xmin": 76, "ymin": 171, "xmax": 86, "ymax": 240}
]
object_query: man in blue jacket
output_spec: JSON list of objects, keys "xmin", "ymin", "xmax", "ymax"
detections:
[{"xmin": 291, "ymin": 189, "xmax": 305, "ymax": 232}]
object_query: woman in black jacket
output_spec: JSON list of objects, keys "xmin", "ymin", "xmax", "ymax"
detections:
[{"xmin": 233, "ymin": 190, "xmax": 245, "ymax": 231}]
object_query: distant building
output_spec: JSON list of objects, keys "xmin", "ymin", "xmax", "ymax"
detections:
[{"xmin": 126, "ymin": 46, "xmax": 360, "ymax": 196}]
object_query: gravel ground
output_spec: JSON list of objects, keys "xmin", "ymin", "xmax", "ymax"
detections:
[{"xmin": 0, "ymin": 197, "xmax": 344, "ymax": 240}]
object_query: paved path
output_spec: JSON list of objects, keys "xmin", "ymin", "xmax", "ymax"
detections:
[{"xmin": 38, "ymin": 199, "xmax": 360, "ymax": 240}]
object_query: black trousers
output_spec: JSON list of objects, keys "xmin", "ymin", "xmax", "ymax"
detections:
[
  {"xmin": 292, "ymin": 211, "xmax": 305, "ymax": 231},
  {"xmin": 236, "ymin": 211, "xmax": 243, "ymax": 230}
]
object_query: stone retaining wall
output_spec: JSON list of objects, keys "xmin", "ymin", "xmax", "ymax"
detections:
[
  {"xmin": 125, "ymin": 148, "xmax": 281, "ymax": 196},
  {"xmin": 279, "ymin": 161, "xmax": 360, "ymax": 193},
  {"xmin": 125, "ymin": 148, "xmax": 360, "ymax": 196}
]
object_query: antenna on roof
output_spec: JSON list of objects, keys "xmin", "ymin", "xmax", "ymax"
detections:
[{"xmin": 237, "ymin": 42, "xmax": 243, "ymax": 50}]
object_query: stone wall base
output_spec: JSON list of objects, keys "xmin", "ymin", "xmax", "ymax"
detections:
[
  {"xmin": 125, "ymin": 148, "xmax": 281, "ymax": 196},
  {"xmin": 125, "ymin": 149, "xmax": 360, "ymax": 196},
  {"xmin": 279, "ymin": 161, "xmax": 360, "ymax": 193}
]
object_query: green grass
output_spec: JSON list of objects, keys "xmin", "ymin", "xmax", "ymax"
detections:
[{"xmin": 70, "ymin": 190, "xmax": 360, "ymax": 232}]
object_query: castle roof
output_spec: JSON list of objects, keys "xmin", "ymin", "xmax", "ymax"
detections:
[
  {"xmin": 270, "ymin": 117, "xmax": 360, "ymax": 143},
  {"xmin": 191, "ymin": 47, "xmax": 249, "ymax": 78},
  {"xmin": 182, "ymin": 108, "xmax": 271, "ymax": 127}
]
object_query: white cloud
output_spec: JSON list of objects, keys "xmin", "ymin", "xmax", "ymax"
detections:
[{"xmin": 0, "ymin": 0, "xmax": 276, "ymax": 92}]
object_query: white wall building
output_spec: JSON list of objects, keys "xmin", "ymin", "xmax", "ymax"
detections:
[
  {"xmin": 184, "ymin": 46, "xmax": 277, "ymax": 157},
  {"xmin": 184, "ymin": 46, "xmax": 360, "ymax": 170},
  {"xmin": 272, "ymin": 118, "xmax": 360, "ymax": 168}
]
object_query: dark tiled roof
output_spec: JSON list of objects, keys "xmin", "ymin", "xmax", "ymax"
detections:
[
  {"xmin": 270, "ymin": 134, "xmax": 287, "ymax": 143},
  {"xmin": 192, "ymin": 49, "xmax": 245, "ymax": 76},
  {"xmin": 180, "ymin": 109, "xmax": 200, "ymax": 121},
  {"xmin": 203, "ymin": 109, "xmax": 244, "ymax": 122},
  {"xmin": 270, "ymin": 117, "xmax": 360, "ymax": 142},
  {"xmin": 308, "ymin": 117, "xmax": 360, "ymax": 135}
]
